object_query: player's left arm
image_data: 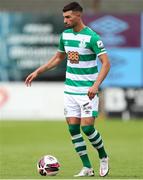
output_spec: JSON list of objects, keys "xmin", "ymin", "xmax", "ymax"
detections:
[
  {"xmin": 88, "ymin": 53, "xmax": 110, "ymax": 100},
  {"xmin": 88, "ymin": 34, "xmax": 111, "ymax": 100}
]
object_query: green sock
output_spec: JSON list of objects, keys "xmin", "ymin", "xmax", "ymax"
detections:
[
  {"xmin": 82, "ymin": 125, "xmax": 107, "ymax": 159},
  {"xmin": 68, "ymin": 124, "xmax": 92, "ymax": 168}
]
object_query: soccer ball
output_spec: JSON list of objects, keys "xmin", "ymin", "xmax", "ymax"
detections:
[{"xmin": 37, "ymin": 155, "xmax": 60, "ymax": 176}]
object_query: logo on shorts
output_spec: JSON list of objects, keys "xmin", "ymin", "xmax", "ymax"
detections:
[
  {"xmin": 82, "ymin": 102, "xmax": 92, "ymax": 114},
  {"xmin": 64, "ymin": 108, "xmax": 68, "ymax": 115}
]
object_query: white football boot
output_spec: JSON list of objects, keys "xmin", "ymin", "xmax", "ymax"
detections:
[
  {"xmin": 99, "ymin": 157, "xmax": 109, "ymax": 177},
  {"xmin": 74, "ymin": 167, "xmax": 94, "ymax": 177}
]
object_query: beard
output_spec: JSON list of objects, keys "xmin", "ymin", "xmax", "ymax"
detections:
[{"xmin": 64, "ymin": 23, "xmax": 75, "ymax": 29}]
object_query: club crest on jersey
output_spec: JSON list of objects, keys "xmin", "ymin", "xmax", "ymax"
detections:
[
  {"xmin": 79, "ymin": 39, "xmax": 86, "ymax": 48},
  {"xmin": 97, "ymin": 40, "xmax": 104, "ymax": 48}
]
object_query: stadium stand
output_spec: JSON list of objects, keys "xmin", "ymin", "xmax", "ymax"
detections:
[{"xmin": 0, "ymin": 0, "xmax": 142, "ymax": 13}]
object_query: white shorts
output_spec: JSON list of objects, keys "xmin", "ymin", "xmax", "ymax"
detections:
[{"xmin": 64, "ymin": 93, "xmax": 99, "ymax": 118}]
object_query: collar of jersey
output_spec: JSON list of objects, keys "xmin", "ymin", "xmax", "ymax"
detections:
[{"xmin": 72, "ymin": 26, "xmax": 87, "ymax": 35}]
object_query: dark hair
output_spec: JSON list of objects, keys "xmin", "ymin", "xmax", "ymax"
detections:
[{"xmin": 63, "ymin": 2, "xmax": 83, "ymax": 12}]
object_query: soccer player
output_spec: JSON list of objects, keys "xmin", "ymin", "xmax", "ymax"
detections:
[{"xmin": 25, "ymin": 2, "xmax": 110, "ymax": 177}]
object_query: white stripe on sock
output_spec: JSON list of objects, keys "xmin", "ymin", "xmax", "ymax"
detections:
[
  {"xmin": 88, "ymin": 130, "xmax": 98, "ymax": 140},
  {"xmin": 74, "ymin": 141, "xmax": 86, "ymax": 148},
  {"xmin": 78, "ymin": 150, "xmax": 87, "ymax": 156},
  {"xmin": 72, "ymin": 134, "xmax": 82, "ymax": 140},
  {"xmin": 92, "ymin": 136, "xmax": 102, "ymax": 145},
  {"xmin": 96, "ymin": 142, "xmax": 103, "ymax": 149}
]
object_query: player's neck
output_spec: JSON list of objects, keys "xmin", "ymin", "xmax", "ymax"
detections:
[{"xmin": 73, "ymin": 22, "xmax": 86, "ymax": 33}]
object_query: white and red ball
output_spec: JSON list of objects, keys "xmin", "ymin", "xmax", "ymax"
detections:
[{"xmin": 37, "ymin": 155, "xmax": 60, "ymax": 176}]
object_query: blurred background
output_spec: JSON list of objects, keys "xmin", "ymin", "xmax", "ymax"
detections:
[{"xmin": 0, "ymin": 0, "xmax": 143, "ymax": 120}]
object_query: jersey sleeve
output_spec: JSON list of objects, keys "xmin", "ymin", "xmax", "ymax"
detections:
[
  {"xmin": 91, "ymin": 33, "xmax": 106, "ymax": 56},
  {"xmin": 58, "ymin": 33, "xmax": 65, "ymax": 52}
]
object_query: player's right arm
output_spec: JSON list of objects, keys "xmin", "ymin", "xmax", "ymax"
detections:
[{"xmin": 25, "ymin": 51, "xmax": 66, "ymax": 86}]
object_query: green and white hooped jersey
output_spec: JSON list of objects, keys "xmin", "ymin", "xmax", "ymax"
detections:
[{"xmin": 58, "ymin": 26, "xmax": 106, "ymax": 95}]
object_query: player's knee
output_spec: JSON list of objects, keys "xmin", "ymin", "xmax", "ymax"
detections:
[
  {"xmin": 81, "ymin": 125, "xmax": 95, "ymax": 136},
  {"xmin": 68, "ymin": 124, "xmax": 80, "ymax": 136}
]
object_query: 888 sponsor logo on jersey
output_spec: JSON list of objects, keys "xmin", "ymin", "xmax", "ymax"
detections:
[{"xmin": 68, "ymin": 51, "xmax": 79, "ymax": 64}]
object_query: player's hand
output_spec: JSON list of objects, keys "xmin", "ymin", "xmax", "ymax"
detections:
[
  {"xmin": 87, "ymin": 85, "xmax": 99, "ymax": 100},
  {"xmin": 25, "ymin": 71, "xmax": 38, "ymax": 86}
]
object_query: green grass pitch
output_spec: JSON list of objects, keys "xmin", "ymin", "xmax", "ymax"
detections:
[{"xmin": 0, "ymin": 118, "xmax": 143, "ymax": 179}]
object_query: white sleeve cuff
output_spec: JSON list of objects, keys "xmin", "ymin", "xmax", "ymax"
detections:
[
  {"xmin": 97, "ymin": 51, "xmax": 107, "ymax": 57},
  {"xmin": 57, "ymin": 49, "xmax": 65, "ymax": 53}
]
